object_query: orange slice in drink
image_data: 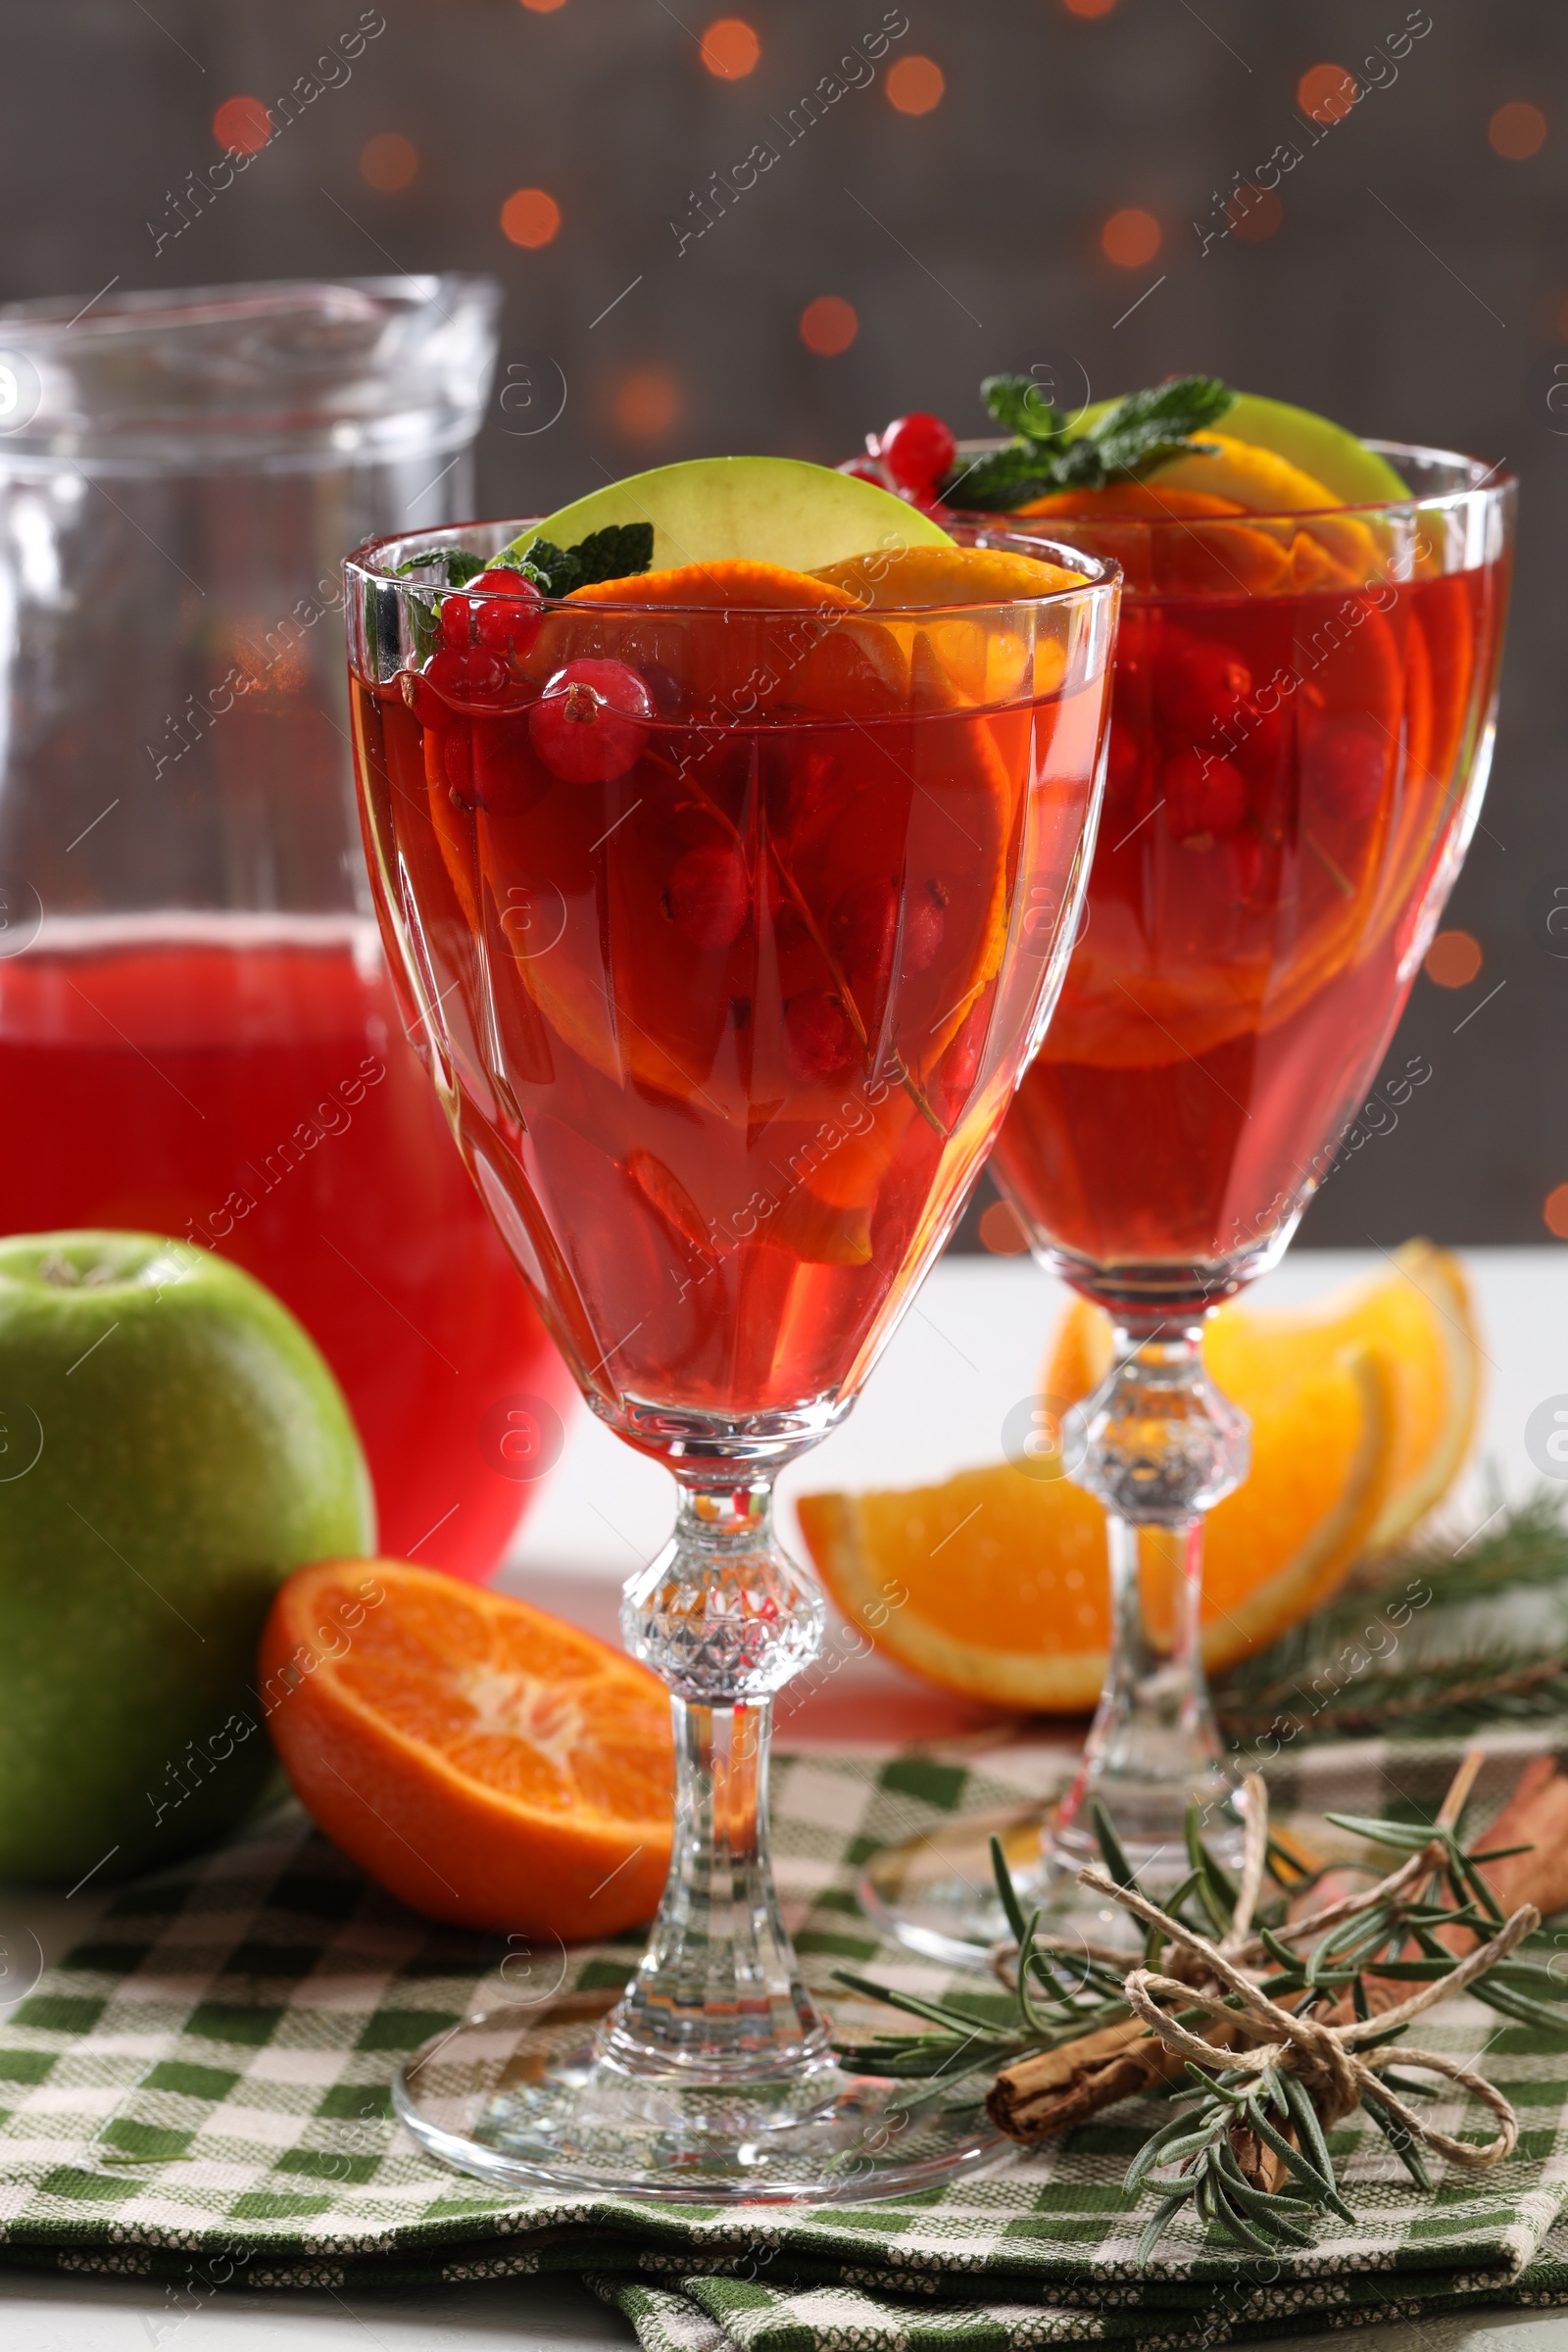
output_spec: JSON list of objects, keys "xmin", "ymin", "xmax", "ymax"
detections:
[
  {"xmin": 1039, "ymin": 580, "xmax": 1410, "ymax": 1073},
  {"xmin": 473, "ymin": 559, "xmax": 1024, "ymax": 1172},
  {"xmin": 811, "ymin": 543, "xmax": 1085, "ymax": 606},
  {"xmin": 1021, "ymin": 445, "xmax": 1379, "ymax": 594},
  {"xmin": 1018, "ymin": 485, "xmax": 1249, "ymax": 521},
  {"xmin": 262, "ymin": 1558, "xmax": 673, "ymax": 1937}
]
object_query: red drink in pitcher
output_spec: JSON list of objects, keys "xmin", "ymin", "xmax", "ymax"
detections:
[{"xmin": 0, "ymin": 919, "xmax": 572, "ymax": 1578}]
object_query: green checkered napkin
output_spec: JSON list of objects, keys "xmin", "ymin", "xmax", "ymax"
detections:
[{"xmin": 4, "ymin": 1735, "xmax": 1568, "ymax": 2350}]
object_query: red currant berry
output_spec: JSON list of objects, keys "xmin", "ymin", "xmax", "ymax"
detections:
[
  {"xmin": 528, "ymin": 659, "xmax": 654, "ymax": 784},
  {"xmin": 1232, "ymin": 695, "xmax": 1288, "ymax": 784},
  {"xmin": 421, "ymin": 645, "xmax": 510, "ymax": 710},
  {"xmin": 830, "ymin": 874, "xmax": 948, "ymax": 988},
  {"xmin": 1164, "ymin": 749, "xmax": 1248, "ymax": 842},
  {"xmin": 831, "ymin": 876, "xmax": 898, "ymax": 993},
  {"xmin": 878, "ymin": 412, "xmax": 957, "ymax": 496},
  {"xmin": 784, "ymin": 992, "xmax": 857, "ymax": 1081},
  {"xmin": 475, "ymin": 572, "xmax": 544, "ymax": 656},
  {"xmin": 837, "ymin": 456, "xmax": 890, "ymax": 487},
  {"xmin": 640, "ymin": 660, "xmax": 686, "ymax": 715},
  {"xmin": 1155, "ymin": 637, "xmax": 1251, "ymax": 746},
  {"xmin": 667, "ymin": 844, "xmax": 749, "ymax": 949},
  {"xmin": 1306, "ymin": 723, "xmax": 1386, "ymax": 822},
  {"xmin": 441, "ymin": 570, "xmax": 544, "ymax": 659}
]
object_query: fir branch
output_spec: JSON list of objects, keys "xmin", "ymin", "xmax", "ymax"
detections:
[{"xmin": 1214, "ymin": 1489, "xmax": 1568, "ymax": 1744}]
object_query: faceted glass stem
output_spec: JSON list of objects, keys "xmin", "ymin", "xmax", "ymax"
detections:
[
  {"xmin": 1053, "ymin": 1319, "xmax": 1250, "ymax": 1876},
  {"xmin": 614, "ymin": 1478, "xmax": 829, "ymax": 2082}
]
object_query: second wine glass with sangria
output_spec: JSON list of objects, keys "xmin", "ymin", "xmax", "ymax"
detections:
[{"xmin": 851, "ymin": 376, "xmax": 1513, "ymax": 1953}]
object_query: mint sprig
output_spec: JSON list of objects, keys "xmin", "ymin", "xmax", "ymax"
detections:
[
  {"xmin": 942, "ymin": 373, "xmax": 1234, "ymax": 510},
  {"xmin": 490, "ymin": 519, "xmax": 655, "ymax": 598},
  {"xmin": 393, "ymin": 521, "xmax": 657, "ymax": 602},
  {"xmin": 394, "ymin": 548, "xmax": 487, "ymax": 587}
]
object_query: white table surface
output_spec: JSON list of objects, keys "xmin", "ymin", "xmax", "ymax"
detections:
[{"xmin": 3, "ymin": 1247, "xmax": 1566, "ymax": 2352}]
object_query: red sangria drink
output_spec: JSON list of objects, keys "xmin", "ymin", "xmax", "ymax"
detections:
[
  {"xmin": 0, "ymin": 920, "xmax": 572, "ymax": 1579},
  {"xmin": 850, "ymin": 381, "xmax": 1512, "ymax": 1948},
  {"xmin": 992, "ymin": 485, "xmax": 1510, "ymax": 1296},
  {"xmin": 343, "ymin": 456, "xmax": 1117, "ymax": 2200}
]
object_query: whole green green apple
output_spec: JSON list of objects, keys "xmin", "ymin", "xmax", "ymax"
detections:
[{"xmin": 0, "ymin": 1232, "xmax": 374, "ymax": 1882}]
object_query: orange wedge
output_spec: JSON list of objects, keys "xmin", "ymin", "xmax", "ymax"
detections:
[
  {"xmin": 812, "ymin": 543, "xmax": 1087, "ymax": 710},
  {"xmin": 798, "ymin": 1337, "xmax": 1398, "ymax": 1717},
  {"xmin": 1048, "ymin": 1240, "xmax": 1478, "ymax": 1558},
  {"xmin": 810, "ymin": 543, "xmax": 1086, "ymax": 606},
  {"xmin": 568, "ymin": 557, "xmax": 864, "ymax": 610},
  {"xmin": 261, "ymin": 1559, "xmax": 672, "ymax": 1938}
]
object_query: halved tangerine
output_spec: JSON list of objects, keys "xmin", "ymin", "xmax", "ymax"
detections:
[{"xmin": 261, "ymin": 1559, "xmax": 673, "ymax": 1938}]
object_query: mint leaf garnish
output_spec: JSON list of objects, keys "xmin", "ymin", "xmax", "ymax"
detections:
[
  {"xmin": 942, "ymin": 374, "xmax": 1233, "ymax": 510},
  {"xmin": 395, "ymin": 548, "xmax": 487, "ymax": 587},
  {"xmin": 490, "ymin": 520, "xmax": 655, "ymax": 597},
  {"xmin": 979, "ymin": 372, "xmax": 1065, "ymax": 442}
]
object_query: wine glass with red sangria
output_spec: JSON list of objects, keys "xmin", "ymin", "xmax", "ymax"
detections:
[
  {"xmin": 342, "ymin": 458, "xmax": 1118, "ymax": 2196},
  {"xmin": 852, "ymin": 382, "xmax": 1513, "ymax": 1957}
]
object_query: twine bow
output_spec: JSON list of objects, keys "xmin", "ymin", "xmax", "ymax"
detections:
[{"xmin": 1077, "ymin": 1759, "xmax": 1540, "ymax": 2179}]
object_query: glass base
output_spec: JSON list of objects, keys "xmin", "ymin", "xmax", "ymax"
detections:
[
  {"xmin": 394, "ymin": 1995, "xmax": 1007, "ymax": 2203},
  {"xmin": 858, "ymin": 1790, "xmax": 1245, "ymax": 1971}
]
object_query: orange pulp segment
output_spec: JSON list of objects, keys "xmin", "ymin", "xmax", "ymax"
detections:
[
  {"xmin": 261, "ymin": 1558, "xmax": 673, "ymax": 1937},
  {"xmin": 1018, "ymin": 484, "xmax": 1250, "ymax": 521},
  {"xmin": 476, "ymin": 556, "xmax": 1022, "ymax": 1134}
]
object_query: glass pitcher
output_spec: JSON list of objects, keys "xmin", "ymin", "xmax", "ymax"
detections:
[{"xmin": 0, "ymin": 275, "xmax": 574, "ymax": 1580}]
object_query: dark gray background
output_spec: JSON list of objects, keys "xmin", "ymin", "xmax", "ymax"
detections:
[{"xmin": 2, "ymin": 0, "xmax": 1559, "ymax": 1248}]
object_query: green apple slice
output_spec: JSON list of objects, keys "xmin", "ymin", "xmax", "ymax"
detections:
[
  {"xmin": 1067, "ymin": 388, "xmax": 1407, "ymax": 506},
  {"xmin": 1204, "ymin": 392, "xmax": 1407, "ymax": 504},
  {"xmin": 495, "ymin": 455, "xmax": 954, "ymax": 577}
]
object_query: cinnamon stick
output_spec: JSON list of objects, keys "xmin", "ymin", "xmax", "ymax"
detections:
[
  {"xmin": 986, "ymin": 2015, "xmax": 1174, "ymax": 2138},
  {"xmin": 989, "ymin": 1777, "xmax": 1272, "ymax": 2145},
  {"xmin": 1470, "ymin": 1753, "xmax": 1568, "ymax": 1919}
]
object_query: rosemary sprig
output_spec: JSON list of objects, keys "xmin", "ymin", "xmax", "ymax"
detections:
[
  {"xmin": 831, "ymin": 1830, "xmax": 1132, "ymax": 2076},
  {"xmin": 834, "ymin": 1758, "xmax": 1567, "ymax": 2263}
]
